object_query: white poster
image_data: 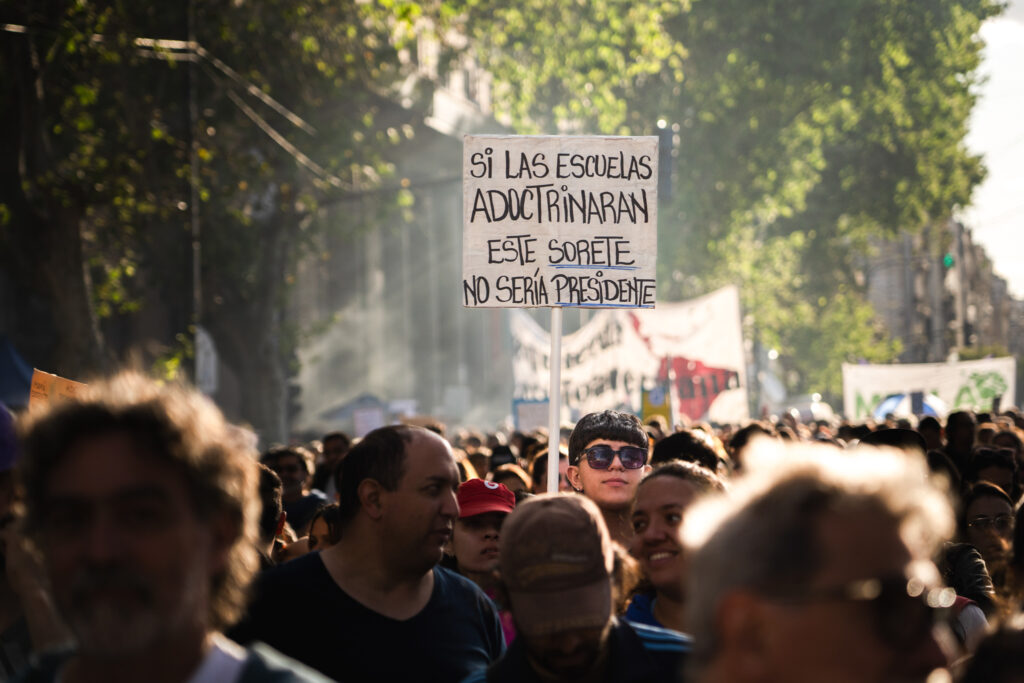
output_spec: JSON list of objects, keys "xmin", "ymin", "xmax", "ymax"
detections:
[
  {"xmin": 510, "ymin": 287, "xmax": 749, "ymax": 423},
  {"xmin": 463, "ymin": 135, "xmax": 658, "ymax": 309},
  {"xmin": 842, "ymin": 357, "xmax": 1017, "ymax": 421}
]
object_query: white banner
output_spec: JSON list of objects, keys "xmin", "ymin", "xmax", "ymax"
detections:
[
  {"xmin": 842, "ymin": 357, "xmax": 1017, "ymax": 421},
  {"xmin": 510, "ymin": 287, "xmax": 749, "ymax": 423},
  {"xmin": 463, "ymin": 135, "xmax": 658, "ymax": 308}
]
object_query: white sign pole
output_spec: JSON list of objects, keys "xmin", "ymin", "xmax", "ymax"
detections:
[{"xmin": 547, "ymin": 307, "xmax": 562, "ymax": 494}]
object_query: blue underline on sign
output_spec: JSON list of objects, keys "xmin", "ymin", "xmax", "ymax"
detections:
[
  {"xmin": 555, "ymin": 303, "xmax": 655, "ymax": 308},
  {"xmin": 549, "ymin": 265, "xmax": 639, "ymax": 271}
]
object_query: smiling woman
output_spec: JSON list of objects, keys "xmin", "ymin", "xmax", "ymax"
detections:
[{"xmin": 626, "ymin": 461, "xmax": 726, "ymax": 633}]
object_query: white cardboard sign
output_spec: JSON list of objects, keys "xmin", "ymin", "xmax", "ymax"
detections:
[{"xmin": 462, "ymin": 135, "xmax": 658, "ymax": 309}]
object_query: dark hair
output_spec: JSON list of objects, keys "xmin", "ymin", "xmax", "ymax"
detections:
[
  {"xmin": 490, "ymin": 445, "xmax": 516, "ymax": 469},
  {"xmin": 965, "ymin": 447, "xmax": 1019, "ymax": 502},
  {"xmin": 859, "ymin": 428, "xmax": 927, "ymax": 456},
  {"xmin": 257, "ymin": 464, "xmax": 284, "ymax": 543},
  {"xmin": 651, "ymin": 430, "xmax": 719, "ymax": 471},
  {"xmin": 992, "ymin": 430, "xmax": 1023, "ymax": 455},
  {"xmin": 947, "ymin": 411, "xmax": 977, "ymax": 436},
  {"xmin": 492, "ymin": 463, "xmax": 530, "ymax": 491},
  {"xmin": 261, "ymin": 445, "xmax": 314, "ymax": 476},
  {"xmin": 917, "ymin": 416, "xmax": 941, "ymax": 432},
  {"xmin": 568, "ymin": 410, "xmax": 647, "ymax": 466},
  {"xmin": 639, "ymin": 460, "xmax": 726, "ymax": 497},
  {"xmin": 308, "ymin": 503, "xmax": 343, "ymax": 550},
  {"xmin": 335, "ymin": 425, "xmax": 416, "ymax": 528},
  {"xmin": 529, "ymin": 447, "xmax": 569, "ymax": 487},
  {"xmin": 322, "ymin": 431, "xmax": 352, "ymax": 450},
  {"xmin": 967, "ymin": 447, "xmax": 1017, "ymax": 478},
  {"xmin": 727, "ymin": 422, "xmax": 772, "ymax": 467},
  {"xmin": 956, "ymin": 624, "xmax": 1024, "ymax": 683},
  {"xmin": 926, "ymin": 449, "xmax": 962, "ymax": 491}
]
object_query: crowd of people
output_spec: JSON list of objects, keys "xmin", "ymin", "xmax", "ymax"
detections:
[{"xmin": 2, "ymin": 370, "xmax": 1024, "ymax": 682}]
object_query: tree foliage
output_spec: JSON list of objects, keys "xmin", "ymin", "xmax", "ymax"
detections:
[
  {"xmin": 0, "ymin": 0, "xmax": 1001, "ymax": 429},
  {"xmin": 0, "ymin": 0, "xmax": 429, "ymax": 438},
  {"xmin": 450, "ymin": 0, "xmax": 1000, "ymax": 402}
]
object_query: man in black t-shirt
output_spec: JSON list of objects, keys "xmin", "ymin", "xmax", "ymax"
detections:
[{"xmin": 232, "ymin": 425, "xmax": 505, "ymax": 682}]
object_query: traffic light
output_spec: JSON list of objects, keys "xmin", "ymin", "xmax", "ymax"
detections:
[{"xmin": 943, "ymin": 252, "xmax": 955, "ymax": 269}]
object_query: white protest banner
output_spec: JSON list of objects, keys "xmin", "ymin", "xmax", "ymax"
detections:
[
  {"xmin": 842, "ymin": 357, "xmax": 1017, "ymax": 421},
  {"xmin": 511, "ymin": 287, "xmax": 749, "ymax": 423},
  {"xmin": 462, "ymin": 135, "xmax": 658, "ymax": 309},
  {"xmin": 513, "ymin": 399, "xmax": 550, "ymax": 433}
]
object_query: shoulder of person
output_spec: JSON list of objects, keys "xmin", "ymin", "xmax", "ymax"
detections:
[
  {"xmin": 434, "ymin": 565, "xmax": 490, "ymax": 598},
  {"xmin": 624, "ymin": 620, "xmax": 692, "ymax": 654},
  {"xmin": 240, "ymin": 642, "xmax": 336, "ymax": 683},
  {"xmin": 9, "ymin": 648, "xmax": 72, "ymax": 683},
  {"xmin": 260, "ymin": 548, "xmax": 327, "ymax": 583},
  {"xmin": 457, "ymin": 669, "xmax": 490, "ymax": 683}
]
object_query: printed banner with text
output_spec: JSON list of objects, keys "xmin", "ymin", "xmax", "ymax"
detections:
[
  {"xmin": 463, "ymin": 135, "xmax": 658, "ymax": 309},
  {"xmin": 842, "ymin": 357, "xmax": 1017, "ymax": 420},
  {"xmin": 510, "ymin": 286, "xmax": 749, "ymax": 423}
]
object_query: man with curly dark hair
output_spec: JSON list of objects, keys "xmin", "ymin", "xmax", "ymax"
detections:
[{"xmin": 16, "ymin": 370, "xmax": 328, "ymax": 683}]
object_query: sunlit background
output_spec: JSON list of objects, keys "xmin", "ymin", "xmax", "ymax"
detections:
[{"xmin": 1, "ymin": 1, "xmax": 1020, "ymax": 444}]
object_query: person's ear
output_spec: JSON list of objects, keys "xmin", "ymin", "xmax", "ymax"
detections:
[
  {"xmin": 358, "ymin": 479, "xmax": 384, "ymax": 520},
  {"xmin": 642, "ymin": 464, "xmax": 652, "ymax": 474},
  {"xmin": 567, "ymin": 465, "xmax": 583, "ymax": 492}
]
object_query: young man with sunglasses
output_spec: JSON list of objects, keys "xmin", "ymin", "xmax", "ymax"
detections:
[
  {"xmin": 681, "ymin": 440, "xmax": 954, "ymax": 683},
  {"xmin": 567, "ymin": 410, "xmax": 652, "ymax": 546}
]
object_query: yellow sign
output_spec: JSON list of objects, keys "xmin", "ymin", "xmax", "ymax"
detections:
[
  {"xmin": 641, "ymin": 384, "xmax": 672, "ymax": 426},
  {"xmin": 28, "ymin": 369, "xmax": 88, "ymax": 411}
]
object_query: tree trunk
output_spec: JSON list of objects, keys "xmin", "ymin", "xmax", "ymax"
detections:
[
  {"xmin": 205, "ymin": 207, "xmax": 298, "ymax": 444},
  {"xmin": 0, "ymin": 32, "xmax": 106, "ymax": 378}
]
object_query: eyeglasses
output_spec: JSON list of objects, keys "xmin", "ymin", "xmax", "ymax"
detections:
[
  {"xmin": 967, "ymin": 515, "xmax": 1014, "ymax": 533},
  {"xmin": 768, "ymin": 575, "xmax": 954, "ymax": 646},
  {"xmin": 580, "ymin": 445, "xmax": 648, "ymax": 470}
]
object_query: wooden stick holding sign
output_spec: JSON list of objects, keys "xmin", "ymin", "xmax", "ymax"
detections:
[
  {"xmin": 462, "ymin": 135, "xmax": 658, "ymax": 492},
  {"xmin": 547, "ymin": 307, "xmax": 561, "ymax": 493}
]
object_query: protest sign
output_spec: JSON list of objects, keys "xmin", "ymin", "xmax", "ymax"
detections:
[
  {"xmin": 641, "ymin": 384, "xmax": 672, "ymax": 427},
  {"xmin": 29, "ymin": 369, "xmax": 87, "ymax": 411},
  {"xmin": 462, "ymin": 135, "xmax": 658, "ymax": 309},
  {"xmin": 842, "ymin": 357, "xmax": 1016, "ymax": 420},
  {"xmin": 513, "ymin": 398, "xmax": 550, "ymax": 433},
  {"xmin": 511, "ymin": 287, "xmax": 749, "ymax": 424}
]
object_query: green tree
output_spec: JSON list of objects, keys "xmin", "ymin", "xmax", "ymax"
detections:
[
  {"xmin": 0, "ymin": 1, "xmax": 429, "ymax": 439},
  {"xmin": 450, "ymin": 0, "xmax": 999, "ymax": 403}
]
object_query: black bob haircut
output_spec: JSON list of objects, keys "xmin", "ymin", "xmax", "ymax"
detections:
[{"xmin": 568, "ymin": 410, "xmax": 648, "ymax": 466}]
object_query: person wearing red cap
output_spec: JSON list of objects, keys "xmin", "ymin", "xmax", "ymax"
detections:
[{"xmin": 448, "ymin": 478, "xmax": 517, "ymax": 644}]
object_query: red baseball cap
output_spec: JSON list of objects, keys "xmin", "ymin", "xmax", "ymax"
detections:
[{"xmin": 457, "ymin": 478, "xmax": 516, "ymax": 518}]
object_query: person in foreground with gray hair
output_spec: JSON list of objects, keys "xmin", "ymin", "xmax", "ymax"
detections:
[
  {"xmin": 14, "ymin": 371, "xmax": 329, "ymax": 683},
  {"xmin": 681, "ymin": 439, "xmax": 955, "ymax": 683}
]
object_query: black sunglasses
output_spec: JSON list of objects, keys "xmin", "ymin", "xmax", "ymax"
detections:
[
  {"xmin": 967, "ymin": 514, "xmax": 1014, "ymax": 533},
  {"xmin": 579, "ymin": 445, "xmax": 648, "ymax": 470},
  {"xmin": 769, "ymin": 575, "xmax": 954, "ymax": 646}
]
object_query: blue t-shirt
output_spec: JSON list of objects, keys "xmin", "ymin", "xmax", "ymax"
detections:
[
  {"xmin": 624, "ymin": 591, "xmax": 662, "ymax": 628},
  {"xmin": 231, "ymin": 555, "xmax": 505, "ymax": 683},
  {"xmin": 282, "ymin": 490, "xmax": 330, "ymax": 534}
]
